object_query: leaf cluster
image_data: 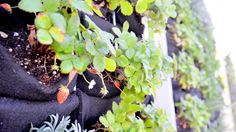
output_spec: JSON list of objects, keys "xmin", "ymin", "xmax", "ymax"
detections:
[{"xmin": 176, "ymin": 94, "xmax": 210, "ymax": 132}]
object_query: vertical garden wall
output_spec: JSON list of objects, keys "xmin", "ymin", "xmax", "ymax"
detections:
[{"xmin": 0, "ymin": 0, "xmax": 224, "ymax": 131}]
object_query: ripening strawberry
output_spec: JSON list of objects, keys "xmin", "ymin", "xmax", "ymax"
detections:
[
  {"xmin": 114, "ymin": 81, "xmax": 120, "ymax": 89},
  {"xmin": 88, "ymin": 67, "xmax": 98, "ymax": 74},
  {"xmin": 57, "ymin": 85, "xmax": 69, "ymax": 104},
  {"xmin": 0, "ymin": 3, "xmax": 12, "ymax": 13}
]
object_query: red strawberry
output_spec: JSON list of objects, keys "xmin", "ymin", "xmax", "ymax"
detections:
[
  {"xmin": 182, "ymin": 121, "xmax": 187, "ymax": 129},
  {"xmin": 0, "ymin": 3, "xmax": 12, "ymax": 13},
  {"xmin": 88, "ymin": 67, "xmax": 98, "ymax": 74},
  {"xmin": 114, "ymin": 81, "xmax": 120, "ymax": 89},
  {"xmin": 57, "ymin": 85, "xmax": 69, "ymax": 104}
]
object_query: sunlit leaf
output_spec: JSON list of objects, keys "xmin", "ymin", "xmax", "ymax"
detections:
[
  {"xmin": 35, "ymin": 13, "xmax": 52, "ymax": 29},
  {"xmin": 71, "ymin": 0, "xmax": 93, "ymax": 15},
  {"xmin": 49, "ymin": 26, "xmax": 65, "ymax": 43},
  {"xmin": 60, "ymin": 60, "xmax": 73, "ymax": 74},
  {"xmin": 18, "ymin": 0, "xmax": 44, "ymax": 12},
  {"xmin": 42, "ymin": 0, "xmax": 59, "ymax": 12},
  {"xmin": 120, "ymin": 1, "xmax": 133, "ymax": 16},
  {"xmin": 37, "ymin": 29, "xmax": 53, "ymax": 45},
  {"xmin": 93, "ymin": 54, "xmax": 105, "ymax": 72},
  {"xmin": 105, "ymin": 57, "xmax": 116, "ymax": 72}
]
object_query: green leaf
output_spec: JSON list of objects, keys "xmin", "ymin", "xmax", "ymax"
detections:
[
  {"xmin": 125, "ymin": 48, "xmax": 135, "ymax": 59},
  {"xmin": 49, "ymin": 13, "xmax": 67, "ymax": 32},
  {"xmin": 79, "ymin": 55, "xmax": 91, "ymax": 72},
  {"xmin": 71, "ymin": 0, "xmax": 93, "ymax": 15},
  {"xmin": 105, "ymin": 57, "xmax": 116, "ymax": 72},
  {"xmin": 49, "ymin": 26, "xmax": 65, "ymax": 43},
  {"xmin": 60, "ymin": 35, "xmax": 74, "ymax": 53},
  {"xmin": 107, "ymin": 0, "xmax": 119, "ymax": 10},
  {"xmin": 99, "ymin": 116, "xmax": 109, "ymax": 128},
  {"xmin": 18, "ymin": 0, "xmax": 44, "ymax": 13},
  {"xmin": 37, "ymin": 29, "xmax": 53, "ymax": 45},
  {"xmin": 42, "ymin": 0, "xmax": 59, "ymax": 12},
  {"xmin": 55, "ymin": 53, "xmax": 73, "ymax": 60},
  {"xmin": 85, "ymin": 41, "xmax": 97, "ymax": 55},
  {"xmin": 60, "ymin": 60, "xmax": 73, "ymax": 74},
  {"xmin": 112, "ymin": 102, "xmax": 118, "ymax": 110},
  {"xmin": 35, "ymin": 13, "xmax": 52, "ymax": 29},
  {"xmin": 82, "ymin": 31, "xmax": 91, "ymax": 40},
  {"xmin": 95, "ymin": 40, "xmax": 110, "ymax": 55},
  {"xmin": 106, "ymin": 41, "xmax": 116, "ymax": 56},
  {"xmin": 117, "ymin": 55, "xmax": 129, "ymax": 67},
  {"xmin": 135, "ymin": 0, "xmax": 148, "ymax": 14},
  {"xmin": 127, "ymin": 104, "xmax": 143, "ymax": 112},
  {"xmin": 72, "ymin": 57, "xmax": 83, "ymax": 71},
  {"xmin": 93, "ymin": 54, "xmax": 105, "ymax": 72},
  {"xmin": 90, "ymin": 4, "xmax": 103, "ymax": 17},
  {"xmin": 75, "ymin": 41, "xmax": 85, "ymax": 55},
  {"xmin": 123, "ymin": 21, "xmax": 129, "ymax": 32},
  {"xmin": 67, "ymin": 15, "xmax": 80, "ymax": 36},
  {"xmin": 106, "ymin": 111, "xmax": 115, "ymax": 124},
  {"xmin": 112, "ymin": 27, "xmax": 121, "ymax": 36},
  {"xmin": 120, "ymin": 1, "xmax": 133, "ymax": 16},
  {"xmin": 124, "ymin": 66, "xmax": 136, "ymax": 77},
  {"xmin": 51, "ymin": 41, "xmax": 63, "ymax": 52}
]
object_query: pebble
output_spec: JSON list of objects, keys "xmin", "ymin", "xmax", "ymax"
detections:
[
  {"xmin": 27, "ymin": 71, "xmax": 30, "ymax": 75},
  {"xmin": 24, "ymin": 66, "xmax": 27, "ymax": 69},
  {"xmin": 52, "ymin": 71, "xmax": 57, "ymax": 75},
  {"xmin": 8, "ymin": 48, "xmax": 13, "ymax": 52},
  {"xmin": 0, "ymin": 31, "xmax": 8, "ymax": 38},
  {"xmin": 13, "ymin": 32, "xmax": 19, "ymax": 37}
]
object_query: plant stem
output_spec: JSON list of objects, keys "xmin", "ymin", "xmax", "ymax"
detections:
[{"xmin": 82, "ymin": 74, "xmax": 90, "ymax": 84}]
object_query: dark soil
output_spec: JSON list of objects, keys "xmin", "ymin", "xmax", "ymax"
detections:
[{"xmin": 0, "ymin": 27, "xmax": 64, "ymax": 86}]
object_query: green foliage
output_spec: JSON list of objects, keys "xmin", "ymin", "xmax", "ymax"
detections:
[
  {"xmin": 100, "ymin": 103, "xmax": 174, "ymax": 132},
  {"xmin": 18, "ymin": 0, "xmax": 175, "ymax": 131},
  {"xmin": 176, "ymin": 94, "xmax": 210, "ymax": 132},
  {"xmin": 173, "ymin": 52, "xmax": 201, "ymax": 89},
  {"xmin": 171, "ymin": 2, "xmax": 222, "ymax": 131},
  {"xmin": 145, "ymin": 0, "xmax": 177, "ymax": 36},
  {"xmin": 172, "ymin": 0, "xmax": 221, "ymax": 99}
]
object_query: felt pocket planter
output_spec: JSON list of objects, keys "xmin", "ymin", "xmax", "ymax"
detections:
[{"xmin": 0, "ymin": 44, "xmax": 77, "ymax": 101}]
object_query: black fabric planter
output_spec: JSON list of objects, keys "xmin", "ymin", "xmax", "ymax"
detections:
[
  {"xmin": 0, "ymin": 94, "xmax": 79, "ymax": 132},
  {"xmin": 0, "ymin": 44, "xmax": 77, "ymax": 101}
]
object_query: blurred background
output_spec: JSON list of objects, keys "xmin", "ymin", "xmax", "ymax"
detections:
[{"xmin": 205, "ymin": 0, "xmax": 236, "ymax": 131}]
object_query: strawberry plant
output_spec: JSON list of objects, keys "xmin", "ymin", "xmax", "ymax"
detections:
[
  {"xmin": 176, "ymin": 94, "xmax": 210, "ymax": 132},
  {"xmin": 170, "ymin": 0, "xmax": 223, "ymax": 131},
  {"xmin": 15, "ymin": 0, "xmax": 176, "ymax": 131},
  {"xmin": 172, "ymin": 0, "xmax": 221, "ymax": 98},
  {"xmin": 173, "ymin": 52, "xmax": 202, "ymax": 89}
]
